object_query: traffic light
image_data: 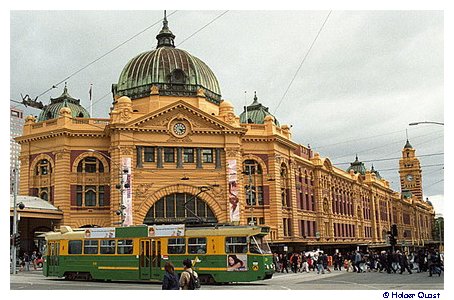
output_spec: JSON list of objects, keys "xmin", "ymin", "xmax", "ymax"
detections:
[
  {"xmin": 390, "ymin": 235, "xmax": 397, "ymax": 246},
  {"xmin": 15, "ymin": 233, "xmax": 21, "ymax": 247},
  {"xmin": 391, "ymin": 224, "xmax": 398, "ymax": 237}
]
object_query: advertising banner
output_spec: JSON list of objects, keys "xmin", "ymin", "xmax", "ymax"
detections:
[
  {"xmin": 227, "ymin": 159, "xmax": 240, "ymax": 222},
  {"xmin": 84, "ymin": 227, "xmax": 115, "ymax": 239},
  {"xmin": 148, "ymin": 224, "xmax": 185, "ymax": 237},
  {"xmin": 227, "ymin": 254, "xmax": 247, "ymax": 271},
  {"xmin": 121, "ymin": 157, "xmax": 133, "ymax": 226}
]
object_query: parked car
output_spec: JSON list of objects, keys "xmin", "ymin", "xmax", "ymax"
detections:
[{"xmin": 35, "ymin": 257, "xmax": 44, "ymax": 268}]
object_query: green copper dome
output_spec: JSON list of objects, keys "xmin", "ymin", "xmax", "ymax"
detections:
[
  {"xmin": 239, "ymin": 92, "xmax": 280, "ymax": 126},
  {"xmin": 112, "ymin": 13, "xmax": 221, "ymax": 105},
  {"xmin": 370, "ymin": 165, "xmax": 382, "ymax": 179},
  {"xmin": 37, "ymin": 85, "xmax": 90, "ymax": 122},
  {"xmin": 346, "ymin": 155, "xmax": 366, "ymax": 175}
]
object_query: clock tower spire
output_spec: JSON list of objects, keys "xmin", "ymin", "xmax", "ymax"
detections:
[{"xmin": 399, "ymin": 139, "xmax": 423, "ymax": 201}]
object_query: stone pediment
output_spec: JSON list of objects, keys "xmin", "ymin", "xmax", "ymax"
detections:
[{"xmin": 125, "ymin": 100, "xmax": 244, "ymax": 134}]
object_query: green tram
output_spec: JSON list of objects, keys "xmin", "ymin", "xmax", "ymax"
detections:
[{"xmin": 43, "ymin": 224, "xmax": 274, "ymax": 283}]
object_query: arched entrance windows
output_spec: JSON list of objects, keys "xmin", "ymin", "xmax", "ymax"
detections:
[{"xmin": 144, "ymin": 193, "xmax": 217, "ymax": 224}]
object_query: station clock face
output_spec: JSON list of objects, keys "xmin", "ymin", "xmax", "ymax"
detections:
[
  {"xmin": 173, "ymin": 122, "xmax": 186, "ymax": 136},
  {"xmin": 406, "ymin": 174, "xmax": 414, "ymax": 182}
]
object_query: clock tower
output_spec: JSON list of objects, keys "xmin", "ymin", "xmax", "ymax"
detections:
[{"xmin": 399, "ymin": 139, "xmax": 423, "ymax": 201}]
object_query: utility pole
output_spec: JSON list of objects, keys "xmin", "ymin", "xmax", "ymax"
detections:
[{"xmin": 11, "ymin": 159, "xmax": 19, "ymax": 274}]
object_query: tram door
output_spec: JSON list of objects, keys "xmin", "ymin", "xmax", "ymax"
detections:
[
  {"xmin": 48, "ymin": 241, "xmax": 59, "ymax": 276},
  {"xmin": 139, "ymin": 240, "xmax": 151, "ymax": 279},
  {"xmin": 151, "ymin": 240, "xmax": 161, "ymax": 278}
]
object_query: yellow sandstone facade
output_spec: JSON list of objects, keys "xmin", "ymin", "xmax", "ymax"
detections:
[{"xmin": 16, "ymin": 16, "xmax": 434, "ymax": 250}]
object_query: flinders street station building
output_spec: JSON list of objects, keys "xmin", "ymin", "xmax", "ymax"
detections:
[{"xmin": 14, "ymin": 16, "xmax": 435, "ymax": 253}]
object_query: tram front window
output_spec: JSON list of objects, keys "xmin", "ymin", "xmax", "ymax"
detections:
[{"xmin": 250, "ymin": 235, "xmax": 272, "ymax": 254}]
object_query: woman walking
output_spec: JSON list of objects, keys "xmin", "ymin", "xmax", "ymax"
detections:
[{"xmin": 162, "ymin": 262, "xmax": 180, "ymax": 290}]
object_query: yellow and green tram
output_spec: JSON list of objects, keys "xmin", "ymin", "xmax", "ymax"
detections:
[{"xmin": 43, "ymin": 224, "xmax": 274, "ymax": 283}]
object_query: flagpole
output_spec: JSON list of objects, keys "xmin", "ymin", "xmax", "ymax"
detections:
[{"xmin": 89, "ymin": 84, "xmax": 93, "ymax": 117}]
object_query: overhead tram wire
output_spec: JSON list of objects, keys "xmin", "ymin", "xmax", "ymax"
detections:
[
  {"xmin": 28, "ymin": 11, "xmax": 179, "ymax": 101},
  {"xmin": 330, "ymin": 130, "xmax": 444, "ymax": 161},
  {"xmin": 35, "ymin": 11, "xmax": 229, "ymax": 117},
  {"xmin": 176, "ymin": 10, "xmax": 229, "ymax": 47},
  {"xmin": 274, "ymin": 10, "xmax": 332, "ymax": 115},
  {"xmin": 333, "ymin": 152, "xmax": 444, "ymax": 166}
]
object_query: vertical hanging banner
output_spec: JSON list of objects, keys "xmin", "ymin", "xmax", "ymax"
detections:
[
  {"xmin": 121, "ymin": 157, "xmax": 133, "ymax": 226},
  {"xmin": 227, "ymin": 159, "xmax": 240, "ymax": 222}
]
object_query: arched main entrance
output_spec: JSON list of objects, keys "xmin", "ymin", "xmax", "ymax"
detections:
[{"xmin": 144, "ymin": 193, "xmax": 217, "ymax": 224}]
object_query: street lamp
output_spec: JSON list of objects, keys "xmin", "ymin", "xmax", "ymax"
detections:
[
  {"xmin": 88, "ymin": 149, "xmax": 128, "ymax": 226},
  {"xmin": 11, "ymin": 160, "xmax": 25, "ymax": 274},
  {"xmin": 409, "ymin": 121, "xmax": 444, "ymax": 126}
]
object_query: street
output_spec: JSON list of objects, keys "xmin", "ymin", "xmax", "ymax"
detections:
[{"xmin": 10, "ymin": 269, "xmax": 443, "ymax": 290}]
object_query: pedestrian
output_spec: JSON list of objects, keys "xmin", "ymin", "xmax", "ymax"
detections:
[
  {"xmin": 24, "ymin": 252, "xmax": 30, "ymax": 271},
  {"xmin": 273, "ymin": 253, "xmax": 280, "ymax": 272},
  {"xmin": 354, "ymin": 250, "xmax": 362, "ymax": 273},
  {"xmin": 322, "ymin": 253, "xmax": 331, "ymax": 273},
  {"xmin": 300, "ymin": 254, "xmax": 309, "ymax": 273},
  {"xmin": 316, "ymin": 252, "xmax": 324, "ymax": 274},
  {"xmin": 281, "ymin": 253, "xmax": 289, "ymax": 273},
  {"xmin": 179, "ymin": 258, "xmax": 199, "ymax": 290},
  {"xmin": 398, "ymin": 251, "xmax": 412, "ymax": 274},
  {"xmin": 31, "ymin": 251, "xmax": 37, "ymax": 270},
  {"xmin": 162, "ymin": 262, "xmax": 180, "ymax": 290},
  {"xmin": 291, "ymin": 252, "xmax": 299, "ymax": 273}
]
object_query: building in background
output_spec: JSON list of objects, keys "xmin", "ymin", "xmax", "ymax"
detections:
[
  {"xmin": 14, "ymin": 16, "xmax": 435, "ymax": 253},
  {"xmin": 10, "ymin": 108, "xmax": 24, "ymax": 193}
]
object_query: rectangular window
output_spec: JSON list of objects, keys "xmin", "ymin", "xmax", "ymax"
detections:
[
  {"xmin": 164, "ymin": 147, "xmax": 175, "ymax": 163},
  {"xmin": 168, "ymin": 238, "xmax": 186, "ymax": 254},
  {"xmin": 202, "ymin": 149, "xmax": 213, "ymax": 163},
  {"xmin": 76, "ymin": 185, "xmax": 83, "ymax": 206},
  {"xmin": 117, "ymin": 239, "xmax": 134, "ymax": 254},
  {"xmin": 100, "ymin": 240, "xmax": 116, "ymax": 254},
  {"xmin": 257, "ymin": 186, "xmax": 264, "ymax": 205},
  {"xmin": 247, "ymin": 217, "xmax": 258, "ymax": 225},
  {"xmin": 85, "ymin": 186, "xmax": 97, "ymax": 206},
  {"xmin": 85, "ymin": 157, "xmax": 97, "ymax": 173},
  {"xmin": 245, "ymin": 186, "xmax": 256, "ymax": 205},
  {"xmin": 144, "ymin": 147, "xmax": 155, "ymax": 162},
  {"xmin": 84, "ymin": 240, "xmax": 99, "ymax": 255},
  {"xmin": 98, "ymin": 186, "xmax": 105, "ymax": 206},
  {"xmin": 183, "ymin": 148, "xmax": 194, "ymax": 163},
  {"xmin": 68, "ymin": 240, "xmax": 82, "ymax": 254},
  {"xmin": 225, "ymin": 237, "xmax": 248, "ymax": 253},
  {"xmin": 259, "ymin": 217, "xmax": 265, "ymax": 225},
  {"xmin": 188, "ymin": 238, "xmax": 207, "ymax": 254}
]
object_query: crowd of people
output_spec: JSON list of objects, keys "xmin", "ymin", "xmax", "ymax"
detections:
[
  {"xmin": 272, "ymin": 248, "xmax": 444, "ymax": 277},
  {"xmin": 17, "ymin": 250, "xmax": 43, "ymax": 272}
]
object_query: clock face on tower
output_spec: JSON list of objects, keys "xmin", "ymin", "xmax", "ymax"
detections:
[
  {"xmin": 173, "ymin": 122, "xmax": 186, "ymax": 136},
  {"xmin": 406, "ymin": 174, "xmax": 414, "ymax": 182}
]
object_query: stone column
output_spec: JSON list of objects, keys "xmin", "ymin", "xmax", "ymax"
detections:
[{"xmin": 53, "ymin": 149, "xmax": 71, "ymax": 227}]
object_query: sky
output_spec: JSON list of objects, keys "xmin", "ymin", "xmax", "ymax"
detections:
[
  {"xmin": 9, "ymin": 9, "xmax": 445, "ymax": 215},
  {"xmin": 4, "ymin": 2, "xmax": 452, "ymax": 298}
]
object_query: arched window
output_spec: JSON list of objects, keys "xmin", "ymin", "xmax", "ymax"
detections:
[
  {"xmin": 243, "ymin": 160, "xmax": 264, "ymax": 206},
  {"xmin": 35, "ymin": 159, "xmax": 52, "ymax": 175},
  {"xmin": 85, "ymin": 187, "xmax": 97, "ymax": 206},
  {"xmin": 40, "ymin": 190, "xmax": 48, "ymax": 201},
  {"xmin": 77, "ymin": 157, "xmax": 105, "ymax": 173},
  {"xmin": 170, "ymin": 69, "xmax": 186, "ymax": 84},
  {"xmin": 280, "ymin": 164, "xmax": 290, "ymax": 207},
  {"xmin": 144, "ymin": 193, "xmax": 217, "ymax": 224}
]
